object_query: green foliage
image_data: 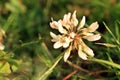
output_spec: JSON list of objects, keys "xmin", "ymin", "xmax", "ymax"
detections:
[
  {"xmin": 0, "ymin": 61, "xmax": 11, "ymax": 74},
  {"xmin": 0, "ymin": 0, "xmax": 120, "ymax": 80}
]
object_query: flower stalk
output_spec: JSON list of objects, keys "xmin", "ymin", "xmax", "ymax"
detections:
[{"xmin": 90, "ymin": 58, "xmax": 120, "ymax": 69}]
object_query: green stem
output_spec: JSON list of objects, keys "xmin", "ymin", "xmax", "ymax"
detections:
[
  {"xmin": 10, "ymin": 38, "xmax": 43, "ymax": 53},
  {"xmin": 90, "ymin": 58, "xmax": 120, "ymax": 69}
]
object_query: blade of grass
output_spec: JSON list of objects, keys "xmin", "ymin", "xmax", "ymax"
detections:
[
  {"xmin": 106, "ymin": 52, "xmax": 113, "ymax": 62},
  {"xmin": 38, "ymin": 53, "xmax": 63, "ymax": 80},
  {"xmin": 103, "ymin": 22, "xmax": 120, "ymax": 45},
  {"xmin": 3, "ymin": 14, "xmax": 17, "ymax": 32},
  {"xmin": 115, "ymin": 22, "xmax": 119, "ymax": 41}
]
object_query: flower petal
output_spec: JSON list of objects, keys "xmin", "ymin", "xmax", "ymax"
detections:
[
  {"xmin": 77, "ymin": 16, "xmax": 85, "ymax": 30},
  {"xmin": 63, "ymin": 13, "xmax": 71, "ymax": 24},
  {"xmin": 83, "ymin": 34, "xmax": 101, "ymax": 41},
  {"xmin": 64, "ymin": 46, "xmax": 72, "ymax": 62},
  {"xmin": 78, "ymin": 51, "xmax": 88, "ymax": 60},
  {"xmin": 50, "ymin": 21, "xmax": 59, "ymax": 29},
  {"xmin": 62, "ymin": 37, "xmax": 71, "ymax": 48},
  {"xmin": 88, "ymin": 22, "xmax": 99, "ymax": 32},
  {"xmin": 63, "ymin": 43, "xmax": 69, "ymax": 48},
  {"xmin": 50, "ymin": 32, "xmax": 59, "ymax": 42},
  {"xmin": 71, "ymin": 10, "xmax": 78, "ymax": 26},
  {"xmin": 58, "ymin": 20, "xmax": 67, "ymax": 34},
  {"xmin": 83, "ymin": 44, "xmax": 94, "ymax": 57},
  {"xmin": 79, "ymin": 40, "xmax": 94, "ymax": 57},
  {"xmin": 53, "ymin": 41, "xmax": 63, "ymax": 49},
  {"xmin": 78, "ymin": 45, "xmax": 87, "ymax": 60},
  {"xmin": 62, "ymin": 13, "xmax": 71, "ymax": 30},
  {"xmin": 50, "ymin": 32, "xmax": 57, "ymax": 39},
  {"xmin": 84, "ymin": 33, "xmax": 94, "ymax": 36}
]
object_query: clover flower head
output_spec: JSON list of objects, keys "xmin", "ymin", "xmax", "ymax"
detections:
[{"xmin": 50, "ymin": 11, "xmax": 101, "ymax": 62}]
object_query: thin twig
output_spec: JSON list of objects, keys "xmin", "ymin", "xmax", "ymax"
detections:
[
  {"xmin": 66, "ymin": 60, "xmax": 89, "ymax": 73},
  {"xmin": 88, "ymin": 70, "xmax": 111, "ymax": 76},
  {"xmin": 62, "ymin": 70, "xmax": 78, "ymax": 80}
]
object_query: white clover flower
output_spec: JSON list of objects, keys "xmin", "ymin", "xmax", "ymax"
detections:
[{"xmin": 50, "ymin": 11, "xmax": 101, "ymax": 62}]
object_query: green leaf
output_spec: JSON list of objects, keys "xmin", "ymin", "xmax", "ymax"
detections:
[{"xmin": 0, "ymin": 61, "xmax": 11, "ymax": 74}]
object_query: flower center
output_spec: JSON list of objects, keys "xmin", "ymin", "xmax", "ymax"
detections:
[{"xmin": 69, "ymin": 32, "xmax": 76, "ymax": 39}]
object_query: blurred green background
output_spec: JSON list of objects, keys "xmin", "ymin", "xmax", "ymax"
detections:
[{"xmin": 0, "ymin": 0, "xmax": 120, "ymax": 80}]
